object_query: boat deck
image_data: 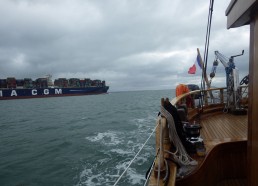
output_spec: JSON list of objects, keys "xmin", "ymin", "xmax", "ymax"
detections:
[
  {"xmin": 200, "ymin": 112, "xmax": 248, "ymax": 152},
  {"xmin": 149, "ymin": 108, "xmax": 249, "ymax": 186},
  {"xmin": 177, "ymin": 112, "xmax": 248, "ymax": 186}
]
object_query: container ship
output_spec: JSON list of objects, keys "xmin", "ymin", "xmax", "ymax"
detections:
[{"xmin": 0, "ymin": 75, "xmax": 109, "ymax": 100}]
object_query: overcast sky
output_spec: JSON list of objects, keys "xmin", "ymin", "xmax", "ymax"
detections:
[{"xmin": 0, "ymin": 0, "xmax": 250, "ymax": 91}]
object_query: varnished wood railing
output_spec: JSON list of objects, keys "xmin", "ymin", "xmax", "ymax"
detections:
[
  {"xmin": 171, "ymin": 86, "xmax": 248, "ymax": 121},
  {"xmin": 172, "ymin": 86, "xmax": 248, "ymax": 107}
]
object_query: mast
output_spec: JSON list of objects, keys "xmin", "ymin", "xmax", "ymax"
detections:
[
  {"xmin": 197, "ymin": 48, "xmax": 211, "ymax": 90},
  {"xmin": 197, "ymin": 48, "xmax": 213, "ymax": 105}
]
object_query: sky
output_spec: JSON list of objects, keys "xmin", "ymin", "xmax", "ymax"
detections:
[{"xmin": 0, "ymin": 0, "xmax": 250, "ymax": 92}]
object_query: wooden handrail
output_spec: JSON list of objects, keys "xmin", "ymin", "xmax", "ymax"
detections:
[{"xmin": 171, "ymin": 86, "xmax": 248, "ymax": 107}]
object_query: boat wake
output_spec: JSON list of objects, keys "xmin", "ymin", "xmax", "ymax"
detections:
[
  {"xmin": 85, "ymin": 131, "xmax": 122, "ymax": 146},
  {"xmin": 77, "ymin": 116, "xmax": 156, "ymax": 186}
]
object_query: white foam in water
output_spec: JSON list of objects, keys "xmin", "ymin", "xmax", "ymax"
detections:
[
  {"xmin": 77, "ymin": 169, "xmax": 103, "ymax": 186},
  {"xmin": 77, "ymin": 143, "xmax": 151, "ymax": 186},
  {"xmin": 126, "ymin": 168, "xmax": 145, "ymax": 185},
  {"xmin": 134, "ymin": 118, "xmax": 146, "ymax": 123},
  {"xmin": 114, "ymin": 162, "xmax": 145, "ymax": 185},
  {"xmin": 78, "ymin": 168, "xmax": 92, "ymax": 180},
  {"xmin": 85, "ymin": 131, "xmax": 122, "ymax": 146},
  {"xmin": 134, "ymin": 156, "xmax": 148, "ymax": 165},
  {"xmin": 110, "ymin": 148, "xmax": 133, "ymax": 155},
  {"xmin": 77, "ymin": 161, "xmax": 146, "ymax": 186},
  {"xmin": 77, "ymin": 163, "xmax": 123, "ymax": 186},
  {"xmin": 132, "ymin": 116, "xmax": 157, "ymax": 134},
  {"xmin": 97, "ymin": 158, "xmax": 111, "ymax": 165},
  {"xmin": 127, "ymin": 140, "xmax": 134, "ymax": 145},
  {"xmin": 81, "ymin": 122, "xmax": 155, "ymax": 185},
  {"xmin": 133, "ymin": 115, "xmax": 156, "ymax": 125},
  {"xmin": 115, "ymin": 160, "xmax": 130, "ymax": 170}
]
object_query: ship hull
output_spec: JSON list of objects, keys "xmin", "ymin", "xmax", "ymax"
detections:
[{"xmin": 0, "ymin": 86, "xmax": 109, "ymax": 100}]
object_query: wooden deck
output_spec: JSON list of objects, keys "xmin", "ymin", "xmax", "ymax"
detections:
[
  {"xmin": 176, "ymin": 111, "xmax": 248, "ymax": 186},
  {"xmin": 200, "ymin": 112, "xmax": 248, "ymax": 152}
]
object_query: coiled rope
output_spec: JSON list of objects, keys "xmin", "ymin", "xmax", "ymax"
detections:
[
  {"xmin": 113, "ymin": 121, "xmax": 159, "ymax": 186},
  {"xmin": 160, "ymin": 105, "xmax": 197, "ymax": 166}
]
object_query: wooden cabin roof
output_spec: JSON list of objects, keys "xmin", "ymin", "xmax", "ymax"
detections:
[{"xmin": 226, "ymin": 0, "xmax": 257, "ymax": 28}]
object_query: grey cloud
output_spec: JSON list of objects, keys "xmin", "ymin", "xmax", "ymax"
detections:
[{"xmin": 0, "ymin": 0, "xmax": 249, "ymax": 91}]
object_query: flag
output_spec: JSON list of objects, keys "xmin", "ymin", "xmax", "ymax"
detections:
[
  {"xmin": 188, "ymin": 53, "xmax": 202, "ymax": 74},
  {"xmin": 188, "ymin": 64, "xmax": 196, "ymax": 74}
]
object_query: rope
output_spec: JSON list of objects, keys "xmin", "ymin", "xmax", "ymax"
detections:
[
  {"xmin": 203, "ymin": 0, "xmax": 214, "ymax": 81},
  {"xmin": 163, "ymin": 159, "xmax": 169, "ymax": 181},
  {"xmin": 143, "ymin": 154, "xmax": 157, "ymax": 186},
  {"xmin": 113, "ymin": 121, "xmax": 160, "ymax": 186},
  {"xmin": 160, "ymin": 106, "xmax": 197, "ymax": 166},
  {"xmin": 144, "ymin": 148, "xmax": 161, "ymax": 186},
  {"xmin": 200, "ymin": 0, "xmax": 214, "ymax": 112}
]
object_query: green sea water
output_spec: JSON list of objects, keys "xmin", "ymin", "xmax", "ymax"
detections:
[{"xmin": 0, "ymin": 89, "xmax": 174, "ymax": 186}]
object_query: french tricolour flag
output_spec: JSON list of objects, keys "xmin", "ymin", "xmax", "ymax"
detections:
[{"xmin": 188, "ymin": 53, "xmax": 202, "ymax": 74}]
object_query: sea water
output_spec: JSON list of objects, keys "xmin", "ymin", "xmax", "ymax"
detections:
[{"xmin": 0, "ymin": 89, "xmax": 174, "ymax": 186}]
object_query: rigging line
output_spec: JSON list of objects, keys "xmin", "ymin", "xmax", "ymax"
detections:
[
  {"xmin": 143, "ymin": 158, "xmax": 155, "ymax": 186},
  {"xmin": 144, "ymin": 148, "xmax": 160, "ymax": 186},
  {"xmin": 113, "ymin": 121, "xmax": 160, "ymax": 186},
  {"xmin": 201, "ymin": 0, "xmax": 214, "ymax": 111},
  {"xmin": 203, "ymin": 0, "xmax": 214, "ymax": 77}
]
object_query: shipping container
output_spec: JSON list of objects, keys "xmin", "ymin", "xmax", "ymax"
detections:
[
  {"xmin": 79, "ymin": 79, "xmax": 86, "ymax": 87},
  {"xmin": 69, "ymin": 78, "xmax": 80, "ymax": 87},
  {"xmin": 24, "ymin": 78, "xmax": 33, "ymax": 88},
  {"xmin": 102, "ymin": 81, "xmax": 106, "ymax": 87},
  {"xmin": 54, "ymin": 78, "xmax": 68, "ymax": 88},
  {"xmin": 16, "ymin": 79, "xmax": 24, "ymax": 87},
  {"xmin": 92, "ymin": 80, "xmax": 102, "ymax": 87},
  {"xmin": 0, "ymin": 79, "xmax": 7, "ymax": 88},
  {"xmin": 35, "ymin": 78, "xmax": 48, "ymax": 88},
  {"xmin": 7, "ymin": 77, "xmax": 17, "ymax": 88},
  {"xmin": 85, "ymin": 78, "xmax": 92, "ymax": 87}
]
